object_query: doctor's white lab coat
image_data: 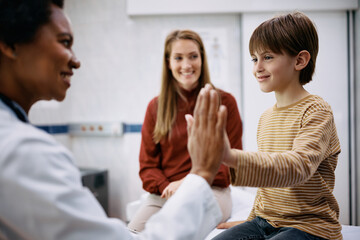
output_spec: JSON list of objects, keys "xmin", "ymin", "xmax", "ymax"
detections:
[{"xmin": 0, "ymin": 100, "xmax": 221, "ymax": 240}]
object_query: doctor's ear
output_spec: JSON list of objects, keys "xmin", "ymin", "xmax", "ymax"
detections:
[
  {"xmin": 0, "ymin": 42, "xmax": 17, "ymax": 59},
  {"xmin": 295, "ymin": 50, "xmax": 311, "ymax": 71}
]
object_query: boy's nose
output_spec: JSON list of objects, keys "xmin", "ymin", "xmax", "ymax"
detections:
[{"xmin": 254, "ymin": 61, "xmax": 264, "ymax": 72}]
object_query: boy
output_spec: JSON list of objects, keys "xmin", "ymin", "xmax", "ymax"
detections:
[{"xmin": 212, "ymin": 12, "xmax": 341, "ymax": 239}]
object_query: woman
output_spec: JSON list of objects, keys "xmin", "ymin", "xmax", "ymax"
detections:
[{"xmin": 128, "ymin": 30, "xmax": 243, "ymax": 232}]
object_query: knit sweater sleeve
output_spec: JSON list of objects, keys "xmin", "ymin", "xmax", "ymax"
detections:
[
  {"xmin": 231, "ymin": 102, "xmax": 340, "ymax": 188},
  {"xmin": 139, "ymin": 98, "xmax": 170, "ymax": 194}
]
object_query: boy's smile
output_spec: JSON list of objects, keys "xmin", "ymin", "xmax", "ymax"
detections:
[{"xmin": 255, "ymin": 73, "xmax": 271, "ymax": 82}]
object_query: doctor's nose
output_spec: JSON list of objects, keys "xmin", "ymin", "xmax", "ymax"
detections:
[{"xmin": 70, "ymin": 54, "xmax": 81, "ymax": 69}]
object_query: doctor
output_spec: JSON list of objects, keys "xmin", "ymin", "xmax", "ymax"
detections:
[{"xmin": 0, "ymin": 0, "xmax": 227, "ymax": 239}]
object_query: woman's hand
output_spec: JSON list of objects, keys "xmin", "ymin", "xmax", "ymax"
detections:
[{"xmin": 161, "ymin": 179, "xmax": 184, "ymax": 199}]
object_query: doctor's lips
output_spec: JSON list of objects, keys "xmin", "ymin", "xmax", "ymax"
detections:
[{"xmin": 61, "ymin": 71, "xmax": 73, "ymax": 85}]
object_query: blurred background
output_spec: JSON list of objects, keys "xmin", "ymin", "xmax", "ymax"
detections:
[{"xmin": 29, "ymin": 0, "xmax": 360, "ymax": 226}]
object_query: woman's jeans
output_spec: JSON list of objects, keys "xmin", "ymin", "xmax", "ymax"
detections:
[{"xmin": 212, "ymin": 217, "xmax": 327, "ymax": 240}]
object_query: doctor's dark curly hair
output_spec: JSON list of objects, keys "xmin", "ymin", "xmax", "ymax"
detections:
[{"xmin": 0, "ymin": 0, "xmax": 64, "ymax": 48}]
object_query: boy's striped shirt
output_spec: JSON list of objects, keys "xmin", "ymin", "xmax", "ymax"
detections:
[{"xmin": 231, "ymin": 95, "xmax": 342, "ymax": 239}]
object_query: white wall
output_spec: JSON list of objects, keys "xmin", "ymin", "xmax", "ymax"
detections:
[{"xmin": 127, "ymin": 0, "xmax": 359, "ymax": 15}]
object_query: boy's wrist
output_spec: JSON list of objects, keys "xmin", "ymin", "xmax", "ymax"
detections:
[{"xmin": 224, "ymin": 149, "xmax": 238, "ymax": 168}]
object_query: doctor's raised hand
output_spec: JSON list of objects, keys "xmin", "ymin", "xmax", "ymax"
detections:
[{"xmin": 186, "ymin": 84, "xmax": 228, "ymax": 185}]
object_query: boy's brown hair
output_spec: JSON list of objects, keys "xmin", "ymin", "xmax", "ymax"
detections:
[{"xmin": 249, "ymin": 12, "xmax": 319, "ymax": 85}]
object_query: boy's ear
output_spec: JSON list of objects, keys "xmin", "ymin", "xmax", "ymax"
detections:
[
  {"xmin": 0, "ymin": 42, "xmax": 17, "ymax": 60},
  {"xmin": 295, "ymin": 50, "xmax": 311, "ymax": 71}
]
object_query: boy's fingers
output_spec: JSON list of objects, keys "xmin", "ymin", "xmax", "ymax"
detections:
[
  {"xmin": 216, "ymin": 105, "xmax": 227, "ymax": 137},
  {"xmin": 204, "ymin": 83, "xmax": 213, "ymax": 91},
  {"xmin": 185, "ymin": 114, "xmax": 194, "ymax": 136}
]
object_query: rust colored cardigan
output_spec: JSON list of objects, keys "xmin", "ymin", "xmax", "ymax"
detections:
[{"xmin": 139, "ymin": 88, "xmax": 243, "ymax": 194}]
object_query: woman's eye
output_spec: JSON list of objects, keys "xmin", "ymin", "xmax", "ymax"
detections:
[
  {"xmin": 190, "ymin": 55, "xmax": 198, "ymax": 59},
  {"xmin": 251, "ymin": 58, "xmax": 257, "ymax": 62},
  {"xmin": 264, "ymin": 55, "xmax": 273, "ymax": 60},
  {"xmin": 174, "ymin": 56, "xmax": 182, "ymax": 60}
]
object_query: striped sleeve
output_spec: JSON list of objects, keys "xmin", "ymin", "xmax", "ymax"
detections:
[{"xmin": 232, "ymin": 101, "xmax": 339, "ymax": 187}]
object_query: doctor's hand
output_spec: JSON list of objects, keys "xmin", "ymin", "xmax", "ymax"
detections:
[
  {"xmin": 186, "ymin": 84, "xmax": 227, "ymax": 186},
  {"xmin": 161, "ymin": 179, "xmax": 184, "ymax": 199}
]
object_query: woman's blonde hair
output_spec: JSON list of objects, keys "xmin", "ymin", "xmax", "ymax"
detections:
[{"xmin": 153, "ymin": 29, "xmax": 212, "ymax": 143}]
